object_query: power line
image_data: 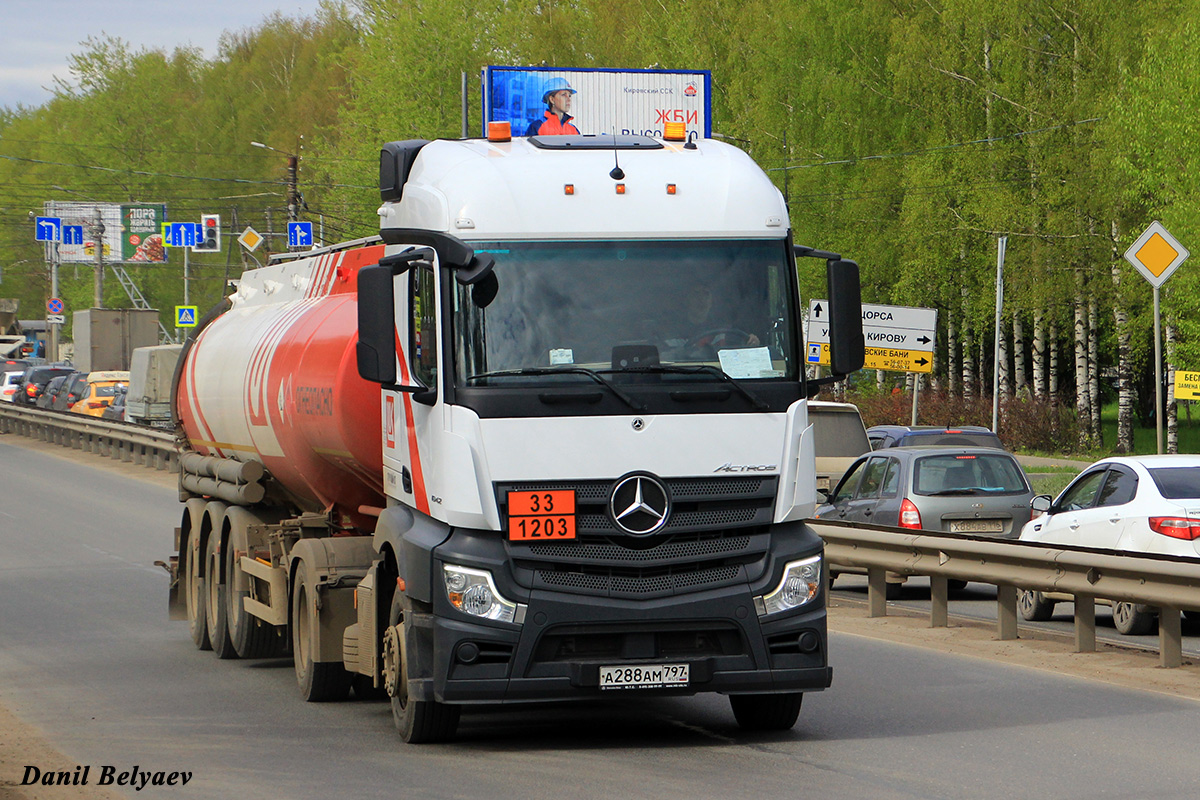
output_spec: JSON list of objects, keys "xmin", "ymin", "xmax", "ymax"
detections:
[{"xmin": 771, "ymin": 118, "xmax": 1103, "ymax": 172}]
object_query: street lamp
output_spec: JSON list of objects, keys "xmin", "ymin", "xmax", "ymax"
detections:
[{"xmin": 250, "ymin": 140, "xmax": 300, "ymax": 223}]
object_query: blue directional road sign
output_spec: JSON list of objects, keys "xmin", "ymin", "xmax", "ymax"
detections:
[
  {"xmin": 35, "ymin": 216, "xmax": 61, "ymax": 242},
  {"xmin": 287, "ymin": 221, "xmax": 313, "ymax": 248},
  {"xmin": 62, "ymin": 225, "xmax": 85, "ymax": 245},
  {"xmin": 166, "ymin": 222, "xmax": 201, "ymax": 248}
]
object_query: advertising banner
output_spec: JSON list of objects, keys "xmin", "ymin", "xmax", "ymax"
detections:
[
  {"xmin": 483, "ymin": 67, "xmax": 712, "ymax": 140},
  {"xmin": 45, "ymin": 201, "xmax": 167, "ymax": 264}
]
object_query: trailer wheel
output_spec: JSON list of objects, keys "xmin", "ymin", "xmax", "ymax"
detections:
[
  {"xmin": 292, "ymin": 567, "xmax": 352, "ymax": 702},
  {"xmin": 206, "ymin": 526, "xmax": 236, "ymax": 659},
  {"xmin": 182, "ymin": 503, "xmax": 211, "ymax": 651},
  {"xmin": 729, "ymin": 692, "xmax": 803, "ymax": 731},
  {"xmin": 383, "ymin": 592, "xmax": 459, "ymax": 743},
  {"xmin": 224, "ymin": 518, "xmax": 282, "ymax": 659}
]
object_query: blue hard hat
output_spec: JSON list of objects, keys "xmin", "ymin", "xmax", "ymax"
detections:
[{"xmin": 542, "ymin": 77, "xmax": 576, "ymax": 101}]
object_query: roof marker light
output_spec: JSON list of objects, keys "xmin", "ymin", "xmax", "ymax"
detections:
[
  {"xmin": 615, "ymin": 184, "xmax": 626, "ymax": 195},
  {"xmin": 663, "ymin": 121, "xmax": 686, "ymax": 141},
  {"xmin": 487, "ymin": 121, "xmax": 511, "ymax": 142},
  {"xmin": 564, "ymin": 184, "xmax": 574, "ymax": 195},
  {"xmin": 666, "ymin": 183, "xmax": 677, "ymax": 195}
]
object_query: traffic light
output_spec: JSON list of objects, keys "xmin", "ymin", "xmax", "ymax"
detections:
[{"xmin": 194, "ymin": 214, "xmax": 221, "ymax": 252}]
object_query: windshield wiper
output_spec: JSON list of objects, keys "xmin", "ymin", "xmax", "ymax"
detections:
[
  {"xmin": 928, "ymin": 488, "xmax": 978, "ymax": 496},
  {"xmin": 601, "ymin": 365, "xmax": 770, "ymax": 411},
  {"xmin": 465, "ymin": 367, "xmax": 645, "ymax": 411}
]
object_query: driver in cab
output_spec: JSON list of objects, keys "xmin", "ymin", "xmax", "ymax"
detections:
[{"xmin": 662, "ymin": 284, "xmax": 759, "ymax": 358}]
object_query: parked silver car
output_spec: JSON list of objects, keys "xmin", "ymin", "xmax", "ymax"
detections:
[{"xmin": 817, "ymin": 446, "xmax": 1035, "ymax": 536}]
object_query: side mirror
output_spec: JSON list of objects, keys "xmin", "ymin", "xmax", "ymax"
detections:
[
  {"xmin": 355, "ymin": 261, "xmax": 432, "ymax": 398},
  {"xmin": 826, "ymin": 259, "xmax": 865, "ymax": 376},
  {"xmin": 1030, "ymin": 495, "xmax": 1053, "ymax": 514}
]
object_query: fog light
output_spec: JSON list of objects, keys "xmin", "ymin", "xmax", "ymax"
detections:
[
  {"xmin": 442, "ymin": 564, "xmax": 526, "ymax": 624},
  {"xmin": 755, "ymin": 555, "xmax": 821, "ymax": 616}
]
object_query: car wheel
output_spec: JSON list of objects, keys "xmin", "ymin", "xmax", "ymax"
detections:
[
  {"xmin": 730, "ymin": 692, "xmax": 803, "ymax": 731},
  {"xmin": 1018, "ymin": 589, "xmax": 1055, "ymax": 622},
  {"xmin": 1112, "ymin": 602, "xmax": 1156, "ymax": 635}
]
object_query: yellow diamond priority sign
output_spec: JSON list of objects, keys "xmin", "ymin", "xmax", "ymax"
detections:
[
  {"xmin": 237, "ymin": 227, "xmax": 264, "ymax": 252},
  {"xmin": 1124, "ymin": 221, "xmax": 1189, "ymax": 288}
]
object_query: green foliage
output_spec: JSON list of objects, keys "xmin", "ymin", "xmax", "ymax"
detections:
[{"xmin": 1, "ymin": 0, "xmax": 1198, "ymax": 440}]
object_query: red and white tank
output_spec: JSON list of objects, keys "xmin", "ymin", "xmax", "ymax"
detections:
[{"xmin": 175, "ymin": 243, "xmax": 387, "ymax": 525}]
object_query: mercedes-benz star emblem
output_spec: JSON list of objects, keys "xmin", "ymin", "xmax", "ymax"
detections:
[{"xmin": 609, "ymin": 474, "xmax": 670, "ymax": 535}]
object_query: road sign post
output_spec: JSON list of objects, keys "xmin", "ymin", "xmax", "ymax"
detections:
[{"xmin": 1125, "ymin": 221, "xmax": 1190, "ymax": 453}]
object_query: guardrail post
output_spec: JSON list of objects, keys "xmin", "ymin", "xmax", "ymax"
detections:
[
  {"xmin": 1074, "ymin": 595, "xmax": 1096, "ymax": 653},
  {"xmin": 1160, "ymin": 607, "xmax": 1182, "ymax": 668},
  {"xmin": 929, "ymin": 576, "xmax": 949, "ymax": 628},
  {"xmin": 996, "ymin": 584, "xmax": 1018, "ymax": 640},
  {"xmin": 867, "ymin": 568, "xmax": 888, "ymax": 617}
]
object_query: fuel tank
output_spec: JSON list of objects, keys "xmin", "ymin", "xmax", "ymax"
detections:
[{"xmin": 175, "ymin": 243, "xmax": 387, "ymax": 524}]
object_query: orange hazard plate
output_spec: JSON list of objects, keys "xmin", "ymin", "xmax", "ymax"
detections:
[
  {"xmin": 508, "ymin": 515, "xmax": 576, "ymax": 541},
  {"xmin": 507, "ymin": 490, "xmax": 576, "ymax": 541}
]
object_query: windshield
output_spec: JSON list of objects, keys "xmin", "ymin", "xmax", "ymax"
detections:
[
  {"xmin": 913, "ymin": 453, "xmax": 1029, "ymax": 495},
  {"xmin": 454, "ymin": 239, "xmax": 798, "ymax": 386}
]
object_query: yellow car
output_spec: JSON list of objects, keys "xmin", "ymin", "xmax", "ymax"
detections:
[{"xmin": 71, "ymin": 371, "xmax": 130, "ymax": 417}]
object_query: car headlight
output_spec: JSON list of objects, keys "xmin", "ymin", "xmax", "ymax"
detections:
[
  {"xmin": 755, "ymin": 555, "xmax": 821, "ymax": 617},
  {"xmin": 442, "ymin": 564, "xmax": 526, "ymax": 624}
]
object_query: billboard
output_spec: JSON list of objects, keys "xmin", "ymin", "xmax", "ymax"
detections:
[
  {"xmin": 45, "ymin": 201, "xmax": 167, "ymax": 264},
  {"xmin": 483, "ymin": 67, "xmax": 712, "ymax": 140}
]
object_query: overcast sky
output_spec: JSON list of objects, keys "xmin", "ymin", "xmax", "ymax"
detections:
[{"xmin": 1, "ymin": 0, "xmax": 330, "ymax": 110}]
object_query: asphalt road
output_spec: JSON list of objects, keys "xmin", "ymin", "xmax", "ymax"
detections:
[{"xmin": 5, "ymin": 437, "xmax": 1200, "ymax": 799}]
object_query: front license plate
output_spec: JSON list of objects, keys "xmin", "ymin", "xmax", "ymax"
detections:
[
  {"xmin": 599, "ymin": 663, "xmax": 689, "ymax": 690},
  {"xmin": 950, "ymin": 519, "xmax": 1004, "ymax": 533}
]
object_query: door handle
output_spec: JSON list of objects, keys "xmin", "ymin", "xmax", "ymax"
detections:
[{"xmin": 1069, "ymin": 521, "xmax": 1080, "ymax": 530}]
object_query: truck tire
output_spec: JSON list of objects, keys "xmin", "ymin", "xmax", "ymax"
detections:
[
  {"xmin": 292, "ymin": 567, "xmax": 352, "ymax": 702},
  {"xmin": 383, "ymin": 592, "xmax": 459, "ymax": 743},
  {"xmin": 205, "ymin": 520, "xmax": 237, "ymax": 660},
  {"xmin": 729, "ymin": 692, "xmax": 803, "ymax": 731},
  {"xmin": 223, "ymin": 514, "xmax": 282, "ymax": 659},
  {"xmin": 182, "ymin": 502, "xmax": 211, "ymax": 651}
]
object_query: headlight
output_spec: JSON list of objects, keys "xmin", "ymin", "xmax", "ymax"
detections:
[
  {"xmin": 442, "ymin": 564, "xmax": 526, "ymax": 624},
  {"xmin": 755, "ymin": 555, "xmax": 821, "ymax": 617}
]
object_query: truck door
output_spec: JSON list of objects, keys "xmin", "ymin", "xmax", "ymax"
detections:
[{"xmin": 385, "ymin": 262, "xmax": 439, "ymax": 515}]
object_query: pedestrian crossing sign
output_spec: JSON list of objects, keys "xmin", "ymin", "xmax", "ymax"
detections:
[{"xmin": 175, "ymin": 305, "xmax": 198, "ymax": 327}]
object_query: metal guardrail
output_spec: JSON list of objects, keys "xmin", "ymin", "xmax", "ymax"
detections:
[
  {"xmin": 814, "ymin": 519, "xmax": 1200, "ymax": 668},
  {"xmin": 0, "ymin": 402, "xmax": 178, "ymax": 473}
]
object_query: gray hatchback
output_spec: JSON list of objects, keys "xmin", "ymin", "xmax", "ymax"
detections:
[{"xmin": 816, "ymin": 446, "xmax": 1035, "ymax": 538}]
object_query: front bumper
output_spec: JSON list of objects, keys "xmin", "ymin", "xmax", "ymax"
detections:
[{"xmin": 407, "ymin": 524, "xmax": 832, "ymax": 704}]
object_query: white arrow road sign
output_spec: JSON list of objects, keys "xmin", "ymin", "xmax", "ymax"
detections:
[{"xmin": 807, "ymin": 301, "xmax": 937, "ymax": 349}]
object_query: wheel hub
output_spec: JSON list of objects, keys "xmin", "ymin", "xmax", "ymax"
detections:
[{"xmin": 382, "ymin": 624, "xmax": 404, "ymax": 700}]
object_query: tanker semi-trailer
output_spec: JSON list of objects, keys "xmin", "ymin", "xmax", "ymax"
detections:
[{"xmin": 167, "ymin": 127, "xmax": 865, "ymax": 743}]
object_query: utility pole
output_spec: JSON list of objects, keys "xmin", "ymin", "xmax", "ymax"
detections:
[
  {"xmin": 91, "ymin": 207, "xmax": 105, "ymax": 308},
  {"xmin": 286, "ymin": 154, "xmax": 299, "ymax": 222}
]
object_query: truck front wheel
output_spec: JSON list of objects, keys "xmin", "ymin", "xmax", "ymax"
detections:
[
  {"xmin": 729, "ymin": 693, "xmax": 803, "ymax": 731},
  {"xmin": 382, "ymin": 592, "xmax": 459, "ymax": 743}
]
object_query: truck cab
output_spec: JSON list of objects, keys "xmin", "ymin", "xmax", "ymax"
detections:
[{"xmin": 353, "ymin": 132, "xmax": 864, "ymax": 739}]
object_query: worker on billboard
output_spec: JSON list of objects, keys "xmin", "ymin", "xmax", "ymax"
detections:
[{"xmin": 525, "ymin": 77, "xmax": 580, "ymax": 136}]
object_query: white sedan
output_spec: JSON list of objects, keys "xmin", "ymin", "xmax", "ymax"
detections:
[{"xmin": 1017, "ymin": 454, "xmax": 1200, "ymax": 634}]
